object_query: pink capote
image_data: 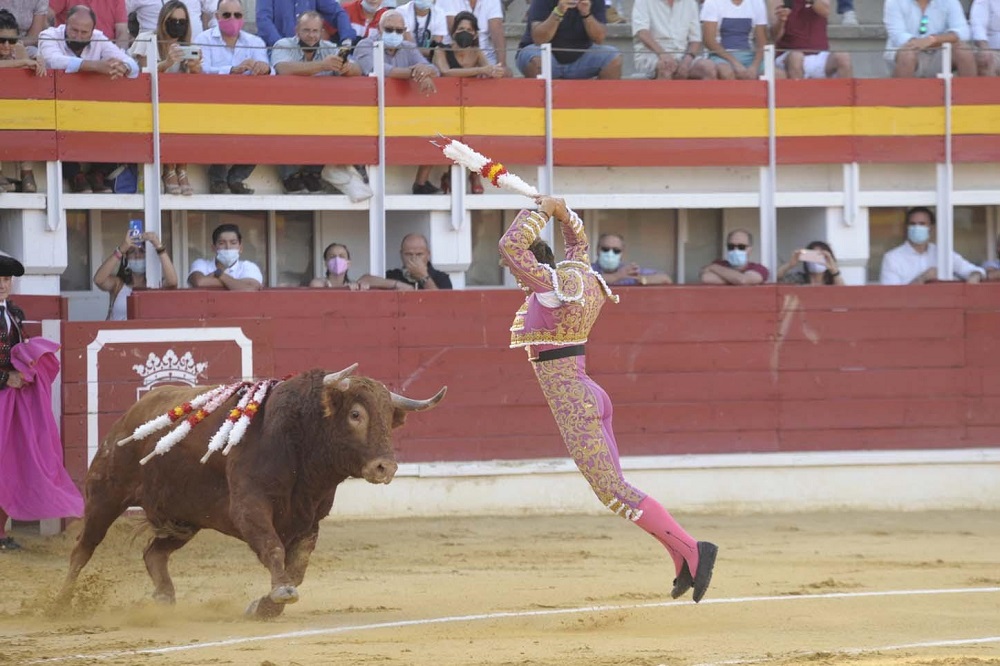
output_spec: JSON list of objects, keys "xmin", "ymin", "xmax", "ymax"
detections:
[{"xmin": 0, "ymin": 337, "xmax": 84, "ymax": 520}]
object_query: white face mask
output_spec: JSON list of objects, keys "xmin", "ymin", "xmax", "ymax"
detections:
[
  {"xmin": 726, "ymin": 248, "xmax": 748, "ymax": 268},
  {"xmin": 806, "ymin": 261, "xmax": 826, "ymax": 274},
  {"xmin": 907, "ymin": 224, "xmax": 930, "ymax": 245},
  {"xmin": 216, "ymin": 248, "xmax": 240, "ymax": 268},
  {"xmin": 129, "ymin": 259, "xmax": 146, "ymax": 274},
  {"xmin": 597, "ymin": 249, "xmax": 622, "ymax": 271}
]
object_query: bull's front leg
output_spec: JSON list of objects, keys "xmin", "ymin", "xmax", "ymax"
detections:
[{"xmin": 229, "ymin": 499, "xmax": 297, "ymax": 619}]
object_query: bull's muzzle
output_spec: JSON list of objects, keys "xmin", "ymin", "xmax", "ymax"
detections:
[{"xmin": 362, "ymin": 458, "xmax": 398, "ymax": 484}]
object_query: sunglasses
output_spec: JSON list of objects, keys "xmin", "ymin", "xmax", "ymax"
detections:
[
  {"xmin": 219, "ymin": 11, "xmax": 243, "ymax": 18},
  {"xmin": 382, "ymin": 26, "xmax": 405, "ymax": 33},
  {"xmin": 0, "ymin": 37, "xmax": 18, "ymax": 45},
  {"xmin": 727, "ymin": 243, "xmax": 749, "ymax": 251},
  {"xmin": 599, "ymin": 246, "xmax": 623, "ymax": 254},
  {"xmin": 918, "ymin": 14, "xmax": 929, "ymax": 35}
]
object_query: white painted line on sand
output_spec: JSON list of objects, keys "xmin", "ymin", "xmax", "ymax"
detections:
[
  {"xmin": 692, "ymin": 634, "xmax": 1000, "ymax": 666},
  {"xmin": 30, "ymin": 586, "xmax": 1000, "ymax": 664}
]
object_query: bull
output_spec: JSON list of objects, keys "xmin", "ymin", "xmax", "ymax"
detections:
[{"xmin": 57, "ymin": 364, "xmax": 446, "ymax": 618}]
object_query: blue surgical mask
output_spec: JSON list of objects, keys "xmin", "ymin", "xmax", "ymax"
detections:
[
  {"xmin": 597, "ymin": 249, "xmax": 621, "ymax": 272},
  {"xmin": 361, "ymin": 0, "xmax": 380, "ymax": 12},
  {"xmin": 216, "ymin": 248, "xmax": 240, "ymax": 267},
  {"xmin": 381, "ymin": 30, "xmax": 404, "ymax": 48},
  {"xmin": 413, "ymin": 0, "xmax": 432, "ymax": 9},
  {"xmin": 806, "ymin": 261, "xmax": 826, "ymax": 274},
  {"xmin": 129, "ymin": 259, "xmax": 146, "ymax": 274},
  {"xmin": 907, "ymin": 224, "xmax": 930, "ymax": 245},
  {"xmin": 727, "ymin": 249, "xmax": 748, "ymax": 268}
]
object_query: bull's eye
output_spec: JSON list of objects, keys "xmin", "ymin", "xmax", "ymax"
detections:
[{"xmin": 350, "ymin": 409, "xmax": 361, "ymax": 420}]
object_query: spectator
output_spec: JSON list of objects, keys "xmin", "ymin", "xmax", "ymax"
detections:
[
  {"xmin": 971, "ymin": 0, "xmax": 1000, "ymax": 77},
  {"xmin": 271, "ymin": 12, "xmax": 372, "ymax": 200},
  {"xmin": 0, "ymin": 0, "xmax": 47, "ymax": 49},
  {"xmin": 194, "ymin": 0, "xmax": 270, "ymax": 195},
  {"xmin": 699, "ymin": 229, "xmax": 769, "ymax": 285},
  {"xmin": 50, "ymin": 0, "xmax": 129, "ymax": 48},
  {"xmin": 127, "ymin": 0, "xmax": 216, "ymax": 33},
  {"xmin": 982, "ymin": 233, "xmax": 1000, "ymax": 281},
  {"xmin": 771, "ymin": 0, "xmax": 852, "ymax": 79},
  {"xmin": 838, "ymin": 0, "xmax": 856, "ymax": 26},
  {"xmin": 382, "ymin": 233, "xmax": 453, "ymax": 289},
  {"xmin": 398, "ymin": 0, "xmax": 446, "ymax": 60},
  {"xmin": 632, "ymin": 0, "xmax": 715, "ymax": 80},
  {"xmin": 517, "ymin": 0, "xmax": 622, "ymax": 79},
  {"xmin": 439, "ymin": 0, "xmax": 506, "ymax": 69},
  {"xmin": 0, "ymin": 252, "xmax": 85, "ymax": 551},
  {"xmin": 187, "ymin": 223, "xmax": 264, "ymax": 290},
  {"xmin": 879, "ymin": 207, "xmax": 985, "ymax": 284},
  {"xmin": 434, "ymin": 11, "xmax": 501, "ymax": 195},
  {"xmin": 39, "ymin": 5, "xmax": 138, "ymax": 194},
  {"xmin": 131, "ymin": 0, "xmax": 201, "ymax": 196},
  {"xmin": 93, "ymin": 227, "xmax": 179, "ymax": 320},
  {"xmin": 884, "ymin": 0, "xmax": 975, "ymax": 78},
  {"xmin": 700, "ymin": 0, "xmax": 768, "ymax": 80},
  {"xmin": 776, "ymin": 240, "xmax": 845, "ymax": 285},
  {"xmin": 341, "ymin": 0, "xmax": 388, "ymax": 40},
  {"xmin": 592, "ymin": 232, "xmax": 673, "ymax": 285},
  {"xmin": 0, "ymin": 10, "xmax": 43, "ymax": 194},
  {"xmin": 256, "ymin": 0, "xmax": 354, "ymax": 47},
  {"xmin": 356, "ymin": 10, "xmax": 441, "ymax": 194},
  {"xmin": 307, "ymin": 242, "xmax": 411, "ymax": 290}
]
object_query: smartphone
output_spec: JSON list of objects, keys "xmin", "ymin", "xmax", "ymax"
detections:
[
  {"xmin": 128, "ymin": 219, "xmax": 144, "ymax": 246},
  {"xmin": 782, "ymin": 0, "xmax": 794, "ymax": 8},
  {"xmin": 179, "ymin": 45, "xmax": 201, "ymax": 61},
  {"xmin": 799, "ymin": 249, "xmax": 825, "ymax": 264},
  {"xmin": 337, "ymin": 46, "xmax": 352, "ymax": 60}
]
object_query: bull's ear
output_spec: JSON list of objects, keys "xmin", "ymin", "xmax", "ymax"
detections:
[
  {"xmin": 391, "ymin": 408, "xmax": 408, "ymax": 429},
  {"xmin": 321, "ymin": 381, "xmax": 348, "ymax": 418}
]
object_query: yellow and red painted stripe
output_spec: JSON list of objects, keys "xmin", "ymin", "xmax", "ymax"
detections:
[{"xmin": 1, "ymin": 71, "xmax": 998, "ymax": 167}]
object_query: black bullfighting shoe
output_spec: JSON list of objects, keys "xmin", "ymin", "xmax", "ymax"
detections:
[
  {"xmin": 692, "ymin": 541, "xmax": 718, "ymax": 603},
  {"xmin": 671, "ymin": 561, "xmax": 693, "ymax": 599}
]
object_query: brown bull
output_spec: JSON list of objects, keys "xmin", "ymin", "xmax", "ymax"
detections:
[{"xmin": 57, "ymin": 364, "xmax": 446, "ymax": 618}]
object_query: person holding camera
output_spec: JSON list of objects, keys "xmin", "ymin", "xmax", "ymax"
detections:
[
  {"xmin": 776, "ymin": 240, "xmax": 846, "ymax": 285},
  {"xmin": 770, "ymin": 0, "xmax": 852, "ymax": 79},
  {"xmin": 130, "ymin": 1, "xmax": 202, "ymax": 195},
  {"xmin": 93, "ymin": 225, "xmax": 179, "ymax": 320}
]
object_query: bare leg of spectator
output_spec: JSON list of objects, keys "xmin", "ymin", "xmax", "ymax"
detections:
[
  {"xmin": 715, "ymin": 61, "xmax": 736, "ymax": 80},
  {"xmin": 689, "ymin": 59, "xmax": 716, "ymax": 80},
  {"xmin": 784, "ymin": 51, "xmax": 805, "ymax": 79},
  {"xmin": 598, "ymin": 54, "xmax": 622, "ymax": 80},
  {"xmin": 954, "ymin": 42, "xmax": 977, "ymax": 77},
  {"xmin": 893, "ymin": 50, "xmax": 918, "ymax": 78},
  {"xmin": 827, "ymin": 52, "xmax": 853, "ymax": 79}
]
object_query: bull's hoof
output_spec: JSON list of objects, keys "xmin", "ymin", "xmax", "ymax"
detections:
[
  {"xmin": 245, "ymin": 596, "xmax": 287, "ymax": 620},
  {"xmin": 268, "ymin": 585, "xmax": 299, "ymax": 604}
]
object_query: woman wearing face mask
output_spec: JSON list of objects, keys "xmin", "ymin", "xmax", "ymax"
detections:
[
  {"xmin": 0, "ymin": 10, "xmax": 44, "ymax": 194},
  {"xmin": 309, "ymin": 243, "xmax": 370, "ymax": 291},
  {"xmin": 93, "ymin": 227, "xmax": 179, "ymax": 320},
  {"xmin": 776, "ymin": 240, "xmax": 845, "ymax": 286},
  {"xmin": 130, "ymin": 1, "xmax": 201, "ymax": 196},
  {"xmin": 434, "ymin": 11, "xmax": 503, "ymax": 196}
]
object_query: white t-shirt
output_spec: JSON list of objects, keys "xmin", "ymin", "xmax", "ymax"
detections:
[
  {"xmin": 396, "ymin": 1, "xmax": 449, "ymax": 48},
  {"xmin": 700, "ymin": 0, "xmax": 767, "ymax": 52},
  {"xmin": 437, "ymin": 0, "xmax": 503, "ymax": 64},
  {"xmin": 188, "ymin": 257, "xmax": 264, "ymax": 285}
]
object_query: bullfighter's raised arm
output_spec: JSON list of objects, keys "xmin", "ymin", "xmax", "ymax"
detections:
[{"xmin": 554, "ymin": 200, "xmax": 589, "ymax": 265}]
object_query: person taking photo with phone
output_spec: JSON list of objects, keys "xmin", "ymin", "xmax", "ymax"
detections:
[
  {"xmin": 93, "ymin": 223, "xmax": 179, "ymax": 320},
  {"xmin": 776, "ymin": 240, "xmax": 846, "ymax": 285},
  {"xmin": 130, "ymin": 1, "xmax": 202, "ymax": 195}
]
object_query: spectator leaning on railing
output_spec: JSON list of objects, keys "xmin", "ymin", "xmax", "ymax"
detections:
[
  {"xmin": 517, "ymin": 0, "xmax": 622, "ymax": 80},
  {"xmin": 700, "ymin": 0, "xmax": 768, "ymax": 80},
  {"xmin": 879, "ymin": 207, "xmax": 985, "ymax": 285},
  {"xmin": 130, "ymin": 0, "xmax": 201, "ymax": 196},
  {"xmin": 631, "ymin": 0, "xmax": 712, "ymax": 80},
  {"xmin": 50, "ymin": 0, "xmax": 129, "ymax": 49},
  {"xmin": 883, "ymin": 0, "xmax": 976, "ymax": 78},
  {"xmin": 776, "ymin": 240, "xmax": 845, "ymax": 285},
  {"xmin": 699, "ymin": 228, "xmax": 769, "ymax": 285},
  {"xmin": 39, "ymin": 5, "xmax": 138, "ymax": 194},
  {"xmin": 770, "ymin": 0, "xmax": 851, "ymax": 79},
  {"xmin": 193, "ymin": 0, "xmax": 270, "ymax": 195},
  {"xmin": 970, "ymin": 0, "xmax": 1000, "ymax": 77}
]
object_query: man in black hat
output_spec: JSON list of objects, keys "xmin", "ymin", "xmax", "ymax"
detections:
[{"xmin": 0, "ymin": 252, "xmax": 26, "ymax": 550}]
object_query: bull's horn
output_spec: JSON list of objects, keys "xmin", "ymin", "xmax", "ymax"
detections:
[
  {"xmin": 390, "ymin": 386, "xmax": 447, "ymax": 412},
  {"xmin": 323, "ymin": 363, "xmax": 359, "ymax": 386}
]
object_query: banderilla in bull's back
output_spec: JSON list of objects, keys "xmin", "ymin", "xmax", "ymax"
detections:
[{"xmin": 56, "ymin": 364, "xmax": 446, "ymax": 619}]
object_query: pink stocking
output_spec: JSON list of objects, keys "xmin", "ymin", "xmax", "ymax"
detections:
[{"xmin": 634, "ymin": 496, "xmax": 699, "ymax": 575}]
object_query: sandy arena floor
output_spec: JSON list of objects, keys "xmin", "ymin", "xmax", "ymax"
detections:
[{"xmin": 0, "ymin": 510, "xmax": 998, "ymax": 666}]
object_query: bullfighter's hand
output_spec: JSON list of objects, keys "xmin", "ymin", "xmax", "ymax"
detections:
[
  {"xmin": 6, "ymin": 371, "xmax": 25, "ymax": 389},
  {"xmin": 535, "ymin": 196, "xmax": 558, "ymax": 218}
]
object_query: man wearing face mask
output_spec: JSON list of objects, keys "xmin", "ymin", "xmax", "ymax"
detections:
[
  {"xmin": 355, "ymin": 10, "xmax": 441, "ymax": 193},
  {"xmin": 187, "ymin": 223, "xmax": 264, "ymax": 291},
  {"xmin": 699, "ymin": 228, "xmax": 769, "ymax": 285},
  {"xmin": 397, "ymin": 0, "xmax": 447, "ymax": 60},
  {"xmin": 194, "ymin": 0, "xmax": 270, "ymax": 195},
  {"xmin": 879, "ymin": 207, "xmax": 985, "ymax": 285},
  {"xmin": 39, "ymin": 5, "xmax": 139, "ymax": 194},
  {"xmin": 591, "ymin": 232, "xmax": 672, "ymax": 286}
]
